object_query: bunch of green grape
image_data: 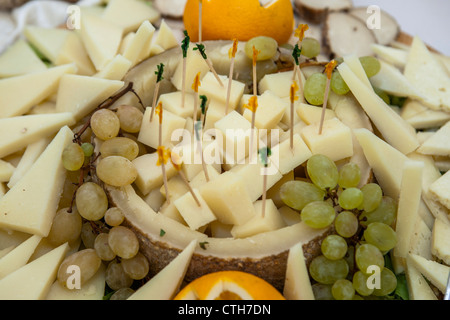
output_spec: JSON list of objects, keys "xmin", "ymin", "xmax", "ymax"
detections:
[
  {"xmin": 280, "ymin": 154, "xmax": 399, "ymax": 300},
  {"xmin": 55, "ymin": 106, "xmax": 149, "ymax": 300}
]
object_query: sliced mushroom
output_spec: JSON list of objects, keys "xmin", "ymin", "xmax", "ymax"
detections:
[
  {"xmin": 349, "ymin": 7, "xmax": 400, "ymax": 46},
  {"xmin": 322, "ymin": 11, "xmax": 377, "ymax": 58},
  {"xmin": 294, "ymin": 0, "xmax": 353, "ymax": 24}
]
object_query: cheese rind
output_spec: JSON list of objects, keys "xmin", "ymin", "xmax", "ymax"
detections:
[
  {"xmin": 417, "ymin": 121, "xmax": 450, "ymax": 157},
  {"xmin": 429, "ymin": 170, "xmax": 450, "ymax": 210},
  {"xmin": 408, "ymin": 253, "xmax": 450, "ymax": 294},
  {"xmin": 431, "ymin": 217, "xmax": 450, "ymax": 265},
  {"xmin": 283, "ymin": 242, "xmax": 315, "ymax": 300}
]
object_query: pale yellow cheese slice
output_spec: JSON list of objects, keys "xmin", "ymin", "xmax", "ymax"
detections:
[
  {"xmin": 284, "ymin": 242, "xmax": 315, "ymax": 300},
  {"xmin": 429, "ymin": 170, "xmax": 450, "ymax": 210},
  {"xmin": 0, "ymin": 112, "xmax": 74, "ymax": 159},
  {"xmin": 150, "ymin": 19, "xmax": 179, "ymax": 55},
  {"xmin": 174, "ymin": 189, "xmax": 217, "ymax": 231},
  {"xmin": 393, "ymin": 160, "xmax": 424, "ymax": 259},
  {"xmin": 0, "ymin": 63, "xmax": 77, "ymax": 118},
  {"xmin": 0, "ymin": 242, "xmax": 69, "ymax": 300},
  {"xmin": 122, "ymin": 20, "xmax": 155, "ymax": 67},
  {"xmin": 400, "ymin": 99, "xmax": 450, "ymax": 130},
  {"xmin": 338, "ymin": 62, "xmax": 419, "ymax": 155},
  {"xmin": 431, "ymin": 217, "xmax": 450, "ymax": 265},
  {"xmin": 296, "ymin": 103, "xmax": 336, "ymax": 125},
  {"xmin": 258, "ymin": 70, "xmax": 305, "ymax": 98},
  {"xmin": 0, "ymin": 126, "xmax": 74, "ymax": 236},
  {"xmin": 371, "ymin": 44, "xmax": 408, "ymax": 68},
  {"xmin": 0, "ymin": 160, "xmax": 15, "ymax": 182},
  {"xmin": 417, "ymin": 121, "xmax": 450, "ymax": 157},
  {"xmin": 79, "ymin": 13, "xmax": 124, "ymax": 71},
  {"xmin": 408, "ymin": 253, "xmax": 450, "ymax": 294},
  {"xmin": 0, "ymin": 234, "xmax": 42, "ymax": 280},
  {"xmin": 404, "ymin": 36, "xmax": 450, "ymax": 111},
  {"xmin": 343, "ymin": 54, "xmax": 372, "ymax": 88},
  {"xmin": 242, "ymin": 91, "xmax": 286, "ymax": 130},
  {"xmin": 93, "ymin": 54, "xmax": 132, "ymax": 80},
  {"xmin": 406, "ymin": 257, "xmax": 438, "ymax": 300},
  {"xmin": 45, "ymin": 264, "xmax": 106, "ymax": 300},
  {"xmin": 55, "ymin": 74, "xmax": 124, "ymax": 121},
  {"xmin": 127, "ymin": 239, "xmax": 197, "ymax": 300},
  {"xmin": 23, "ymin": 26, "xmax": 70, "ymax": 63},
  {"xmin": 0, "ymin": 39, "xmax": 47, "ymax": 77},
  {"xmin": 56, "ymin": 32, "xmax": 96, "ymax": 76}
]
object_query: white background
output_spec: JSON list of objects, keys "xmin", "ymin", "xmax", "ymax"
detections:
[{"xmin": 352, "ymin": 0, "xmax": 450, "ymax": 55}]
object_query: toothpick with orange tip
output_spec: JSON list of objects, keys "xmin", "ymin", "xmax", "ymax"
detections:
[
  {"xmin": 181, "ymin": 30, "xmax": 190, "ymax": 109},
  {"xmin": 244, "ymin": 95, "xmax": 258, "ymax": 160},
  {"xmin": 293, "ymin": 23, "xmax": 309, "ymax": 101},
  {"xmin": 290, "ymin": 80, "xmax": 299, "ymax": 151},
  {"xmin": 150, "ymin": 63, "xmax": 165, "ymax": 122},
  {"xmin": 252, "ymin": 45, "xmax": 260, "ymax": 96},
  {"xmin": 319, "ymin": 59, "xmax": 337, "ymax": 135},
  {"xmin": 194, "ymin": 43, "xmax": 223, "ymax": 87},
  {"xmin": 258, "ymin": 146, "xmax": 272, "ymax": 218},
  {"xmin": 155, "ymin": 101, "xmax": 164, "ymax": 147},
  {"xmin": 170, "ymin": 150, "xmax": 201, "ymax": 207},
  {"xmin": 157, "ymin": 145, "xmax": 171, "ymax": 204},
  {"xmin": 192, "ymin": 72, "xmax": 201, "ymax": 132},
  {"xmin": 226, "ymin": 38, "xmax": 238, "ymax": 114}
]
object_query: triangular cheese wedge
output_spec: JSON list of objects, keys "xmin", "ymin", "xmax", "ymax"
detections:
[
  {"xmin": 283, "ymin": 242, "xmax": 315, "ymax": 300},
  {"xmin": 122, "ymin": 20, "xmax": 155, "ymax": 67},
  {"xmin": 102, "ymin": 0, "xmax": 160, "ymax": 33},
  {"xmin": 0, "ymin": 39, "xmax": 47, "ymax": 77},
  {"xmin": 429, "ymin": 170, "xmax": 450, "ymax": 210},
  {"xmin": 0, "ymin": 64, "xmax": 77, "ymax": 118},
  {"xmin": 79, "ymin": 13, "xmax": 124, "ymax": 71},
  {"xmin": 55, "ymin": 74, "xmax": 124, "ymax": 121},
  {"xmin": 0, "ymin": 112, "xmax": 75, "ymax": 159},
  {"xmin": 371, "ymin": 44, "xmax": 408, "ymax": 68},
  {"xmin": 0, "ymin": 126, "xmax": 74, "ymax": 236},
  {"xmin": 401, "ymin": 99, "xmax": 450, "ymax": 130},
  {"xmin": 417, "ymin": 121, "xmax": 450, "ymax": 156},
  {"xmin": 404, "ymin": 36, "xmax": 450, "ymax": 111},
  {"xmin": 370, "ymin": 60, "xmax": 424, "ymax": 99},
  {"xmin": 431, "ymin": 217, "xmax": 450, "ymax": 265},
  {"xmin": 408, "ymin": 253, "xmax": 450, "ymax": 294},
  {"xmin": 45, "ymin": 264, "xmax": 106, "ymax": 300},
  {"xmin": 127, "ymin": 239, "xmax": 197, "ymax": 300},
  {"xmin": 0, "ymin": 242, "xmax": 69, "ymax": 300},
  {"xmin": 93, "ymin": 54, "xmax": 131, "ymax": 80},
  {"xmin": 56, "ymin": 32, "xmax": 96, "ymax": 76},
  {"xmin": 149, "ymin": 19, "xmax": 179, "ymax": 54},
  {"xmin": 23, "ymin": 26, "xmax": 70, "ymax": 63},
  {"xmin": 0, "ymin": 234, "xmax": 42, "ymax": 280},
  {"xmin": 338, "ymin": 62, "xmax": 419, "ymax": 155},
  {"xmin": 406, "ymin": 257, "xmax": 438, "ymax": 300}
]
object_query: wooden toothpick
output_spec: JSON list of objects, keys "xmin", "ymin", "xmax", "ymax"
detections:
[
  {"xmin": 192, "ymin": 72, "xmax": 201, "ymax": 132},
  {"xmin": 290, "ymin": 81, "xmax": 299, "ymax": 151},
  {"xmin": 244, "ymin": 95, "xmax": 258, "ymax": 162},
  {"xmin": 171, "ymin": 151, "xmax": 201, "ymax": 207},
  {"xmin": 293, "ymin": 24, "xmax": 309, "ymax": 102},
  {"xmin": 155, "ymin": 101, "xmax": 163, "ymax": 147},
  {"xmin": 150, "ymin": 63, "xmax": 164, "ymax": 122},
  {"xmin": 157, "ymin": 145, "xmax": 171, "ymax": 204},
  {"xmin": 319, "ymin": 60, "xmax": 337, "ymax": 135},
  {"xmin": 194, "ymin": 43, "xmax": 223, "ymax": 87},
  {"xmin": 226, "ymin": 39, "xmax": 238, "ymax": 114},
  {"xmin": 198, "ymin": 0, "xmax": 203, "ymax": 43},
  {"xmin": 258, "ymin": 147, "xmax": 272, "ymax": 218},
  {"xmin": 252, "ymin": 45, "xmax": 260, "ymax": 96},
  {"xmin": 181, "ymin": 30, "xmax": 190, "ymax": 109}
]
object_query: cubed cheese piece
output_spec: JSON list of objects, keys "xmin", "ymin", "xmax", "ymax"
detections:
[
  {"xmin": 404, "ymin": 36, "xmax": 450, "ymax": 111},
  {"xmin": 393, "ymin": 160, "xmax": 424, "ymax": 259},
  {"xmin": 280, "ymin": 97, "xmax": 302, "ymax": 126},
  {"xmin": 138, "ymin": 107, "xmax": 186, "ymax": 149},
  {"xmin": 431, "ymin": 217, "xmax": 450, "ymax": 265},
  {"xmin": 0, "ymin": 113, "xmax": 74, "ymax": 159},
  {"xmin": 296, "ymin": 103, "xmax": 336, "ymax": 125},
  {"xmin": 122, "ymin": 21, "xmax": 155, "ymax": 67},
  {"xmin": 0, "ymin": 160, "xmax": 15, "ymax": 182},
  {"xmin": 200, "ymin": 171, "xmax": 255, "ymax": 225},
  {"xmin": 229, "ymin": 157, "xmax": 282, "ymax": 202},
  {"xmin": 338, "ymin": 62, "xmax": 419, "ymax": 154},
  {"xmin": 266, "ymin": 171, "xmax": 294, "ymax": 207},
  {"xmin": 0, "ymin": 64, "xmax": 77, "ymax": 118},
  {"xmin": 283, "ymin": 242, "xmax": 315, "ymax": 300},
  {"xmin": 102, "ymin": 0, "xmax": 160, "ymax": 34},
  {"xmin": 128, "ymin": 240, "xmax": 196, "ymax": 300},
  {"xmin": 209, "ymin": 220, "xmax": 233, "ymax": 238},
  {"xmin": 0, "ymin": 243, "xmax": 69, "ymax": 300},
  {"xmin": 278, "ymin": 206, "xmax": 301, "ymax": 226},
  {"xmin": 214, "ymin": 110, "xmax": 252, "ymax": 165},
  {"xmin": 417, "ymin": 121, "xmax": 450, "ymax": 157},
  {"xmin": 301, "ymin": 118, "xmax": 353, "ymax": 162},
  {"xmin": 198, "ymin": 72, "xmax": 245, "ymax": 110},
  {"xmin": 93, "ymin": 54, "xmax": 132, "ymax": 80},
  {"xmin": 408, "ymin": 253, "xmax": 450, "ymax": 294},
  {"xmin": 189, "ymin": 164, "xmax": 221, "ymax": 188},
  {"xmin": 258, "ymin": 70, "xmax": 305, "ymax": 98},
  {"xmin": 242, "ymin": 91, "xmax": 286, "ymax": 130},
  {"xmin": 159, "ymin": 174, "xmax": 189, "ymax": 201},
  {"xmin": 429, "ymin": 170, "xmax": 450, "ymax": 210},
  {"xmin": 171, "ymin": 46, "xmax": 210, "ymax": 93},
  {"xmin": 132, "ymin": 152, "xmax": 178, "ymax": 196},
  {"xmin": 0, "ymin": 126, "xmax": 73, "ymax": 236},
  {"xmin": 400, "ymin": 99, "xmax": 450, "ymax": 130},
  {"xmin": 56, "ymin": 74, "xmax": 124, "ymax": 121},
  {"xmin": 159, "ymin": 201, "xmax": 186, "ymax": 225},
  {"xmin": 271, "ymin": 133, "xmax": 312, "ymax": 175},
  {"xmin": 174, "ymin": 189, "xmax": 216, "ymax": 230},
  {"xmin": 231, "ymin": 199, "xmax": 286, "ymax": 238},
  {"xmin": 204, "ymin": 99, "xmax": 231, "ymax": 131},
  {"xmin": 79, "ymin": 13, "xmax": 123, "ymax": 71},
  {"xmin": 0, "ymin": 39, "xmax": 47, "ymax": 77},
  {"xmin": 157, "ymin": 91, "xmax": 198, "ymax": 119},
  {"xmin": 143, "ymin": 188, "xmax": 165, "ymax": 212},
  {"xmin": 0, "ymin": 235, "xmax": 42, "ymax": 280},
  {"xmin": 279, "ymin": 121, "xmax": 308, "ymax": 143}
]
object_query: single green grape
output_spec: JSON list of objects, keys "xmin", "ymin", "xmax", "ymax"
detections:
[
  {"xmin": 311, "ymin": 283, "xmax": 334, "ymax": 300},
  {"xmin": 360, "ymin": 196, "xmax": 397, "ymax": 227},
  {"xmin": 304, "ymin": 73, "xmax": 327, "ymax": 106},
  {"xmin": 309, "ymin": 255, "xmax": 349, "ymax": 285},
  {"xmin": 338, "ymin": 162, "xmax": 361, "ymax": 189},
  {"xmin": 352, "ymin": 271, "xmax": 374, "ymax": 296},
  {"xmin": 307, "ymin": 154, "xmax": 339, "ymax": 190},
  {"xmin": 279, "ymin": 180, "xmax": 325, "ymax": 211},
  {"xmin": 62, "ymin": 143, "xmax": 85, "ymax": 171},
  {"xmin": 75, "ymin": 182, "xmax": 108, "ymax": 221},
  {"xmin": 355, "ymin": 243, "xmax": 384, "ymax": 275},
  {"xmin": 81, "ymin": 142, "xmax": 94, "ymax": 157},
  {"xmin": 373, "ymin": 268, "xmax": 397, "ymax": 296},
  {"xmin": 338, "ymin": 187, "xmax": 364, "ymax": 210},
  {"xmin": 360, "ymin": 183, "xmax": 382, "ymax": 212},
  {"xmin": 330, "ymin": 71, "xmax": 350, "ymax": 95},
  {"xmin": 359, "ymin": 56, "xmax": 381, "ymax": 78},
  {"xmin": 331, "ymin": 279, "xmax": 355, "ymax": 300},
  {"xmin": 301, "ymin": 37, "xmax": 321, "ymax": 58},
  {"xmin": 364, "ymin": 222, "xmax": 397, "ymax": 252},
  {"xmin": 244, "ymin": 36, "xmax": 278, "ymax": 61},
  {"xmin": 301, "ymin": 201, "xmax": 336, "ymax": 229},
  {"xmin": 334, "ymin": 211, "xmax": 359, "ymax": 238},
  {"xmin": 321, "ymin": 235, "xmax": 348, "ymax": 260}
]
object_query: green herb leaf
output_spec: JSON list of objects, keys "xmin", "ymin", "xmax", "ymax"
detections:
[
  {"xmin": 160, "ymin": 229, "xmax": 166, "ymax": 237},
  {"xmin": 193, "ymin": 43, "xmax": 207, "ymax": 60},
  {"xmin": 258, "ymin": 147, "xmax": 272, "ymax": 167},
  {"xmin": 199, "ymin": 95, "xmax": 208, "ymax": 115},
  {"xmin": 155, "ymin": 63, "xmax": 165, "ymax": 83},
  {"xmin": 199, "ymin": 241, "xmax": 209, "ymax": 250},
  {"xmin": 181, "ymin": 30, "xmax": 190, "ymax": 58},
  {"xmin": 292, "ymin": 43, "xmax": 302, "ymax": 66}
]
